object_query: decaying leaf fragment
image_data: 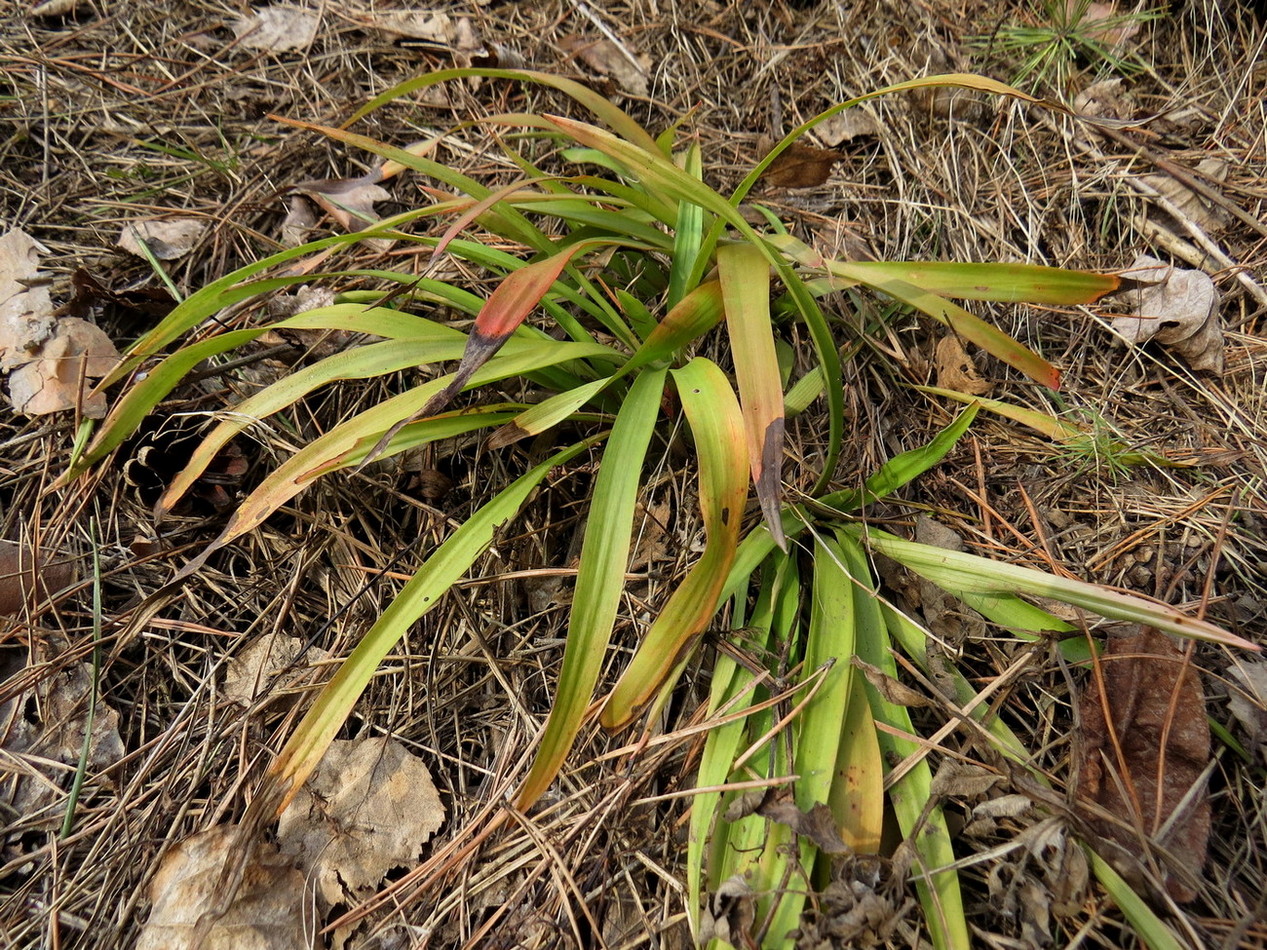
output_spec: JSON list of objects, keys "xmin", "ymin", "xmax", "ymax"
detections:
[
  {"xmin": 0, "ymin": 229, "xmax": 120, "ymax": 417},
  {"xmin": 935, "ymin": 334, "xmax": 992, "ymax": 396},
  {"xmin": 232, "ymin": 4, "xmax": 320, "ymax": 52},
  {"xmin": 559, "ymin": 34, "xmax": 650, "ymax": 97},
  {"xmin": 117, "ymin": 218, "xmax": 206, "ymax": 261},
  {"xmin": 136, "ymin": 826, "xmax": 310, "ymax": 950},
  {"xmin": 1112, "ymin": 254, "xmax": 1223, "ymax": 374},
  {"xmin": 1075, "ymin": 626, "xmax": 1211, "ymax": 901},
  {"xmin": 0, "ymin": 229, "xmax": 55, "ymax": 366},
  {"xmin": 277, "ymin": 737, "xmax": 445, "ymax": 906},
  {"xmin": 0, "ymin": 539, "xmax": 75, "ymax": 617},
  {"xmin": 1142, "ymin": 158, "xmax": 1230, "ymax": 233},
  {"xmin": 223, "ymin": 632, "xmax": 327, "ymax": 706},
  {"xmin": 815, "ymin": 109, "xmax": 880, "ymax": 147},
  {"xmin": 1226, "ymin": 660, "xmax": 1267, "ymax": 763},
  {"xmin": 368, "ymin": 10, "xmax": 456, "ymax": 42},
  {"xmin": 288, "ymin": 174, "xmax": 392, "ymax": 253},
  {"xmin": 757, "ymin": 792, "xmax": 851, "ymax": 854},
  {"xmin": 757, "ymin": 136, "xmax": 845, "ymax": 189},
  {"xmin": 0, "ymin": 634, "xmax": 122, "ymax": 826}
]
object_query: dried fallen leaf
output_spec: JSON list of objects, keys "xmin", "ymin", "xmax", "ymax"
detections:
[
  {"xmin": 1073, "ymin": 78, "xmax": 1130, "ymax": 120},
  {"xmin": 1076, "ymin": 626, "xmax": 1211, "ymax": 902},
  {"xmin": 792, "ymin": 853, "xmax": 903, "ymax": 947},
  {"xmin": 117, "ymin": 218, "xmax": 206, "ymax": 261},
  {"xmin": 934, "ymin": 334, "xmax": 993, "ymax": 396},
  {"xmin": 277, "ymin": 736, "xmax": 445, "ymax": 906},
  {"xmin": 29, "ymin": 0, "xmax": 82, "ymax": 16},
  {"xmin": 559, "ymin": 34, "xmax": 650, "ymax": 97},
  {"xmin": 1142, "ymin": 158, "xmax": 1230, "ymax": 233},
  {"xmin": 816, "ymin": 109, "xmax": 879, "ymax": 147},
  {"xmin": 65, "ymin": 269, "xmax": 176, "ymax": 325},
  {"xmin": 224, "ymin": 632, "xmax": 327, "ymax": 706},
  {"xmin": 291, "ymin": 175, "xmax": 390, "ymax": 234},
  {"xmin": 232, "ymin": 4, "xmax": 320, "ymax": 52},
  {"xmin": 1226, "ymin": 660, "xmax": 1267, "ymax": 763},
  {"xmin": 1113, "ymin": 254, "xmax": 1223, "ymax": 373},
  {"xmin": 698, "ymin": 875, "xmax": 757, "ymax": 947},
  {"xmin": 136, "ymin": 826, "xmax": 309, "ymax": 950},
  {"xmin": 758, "ymin": 791, "xmax": 850, "ymax": 854},
  {"xmin": 8, "ymin": 317, "xmax": 120, "ymax": 417},
  {"xmin": 0, "ymin": 229, "xmax": 56, "ymax": 372},
  {"xmin": 757, "ymin": 136, "xmax": 845, "ymax": 189},
  {"xmin": 1074, "ymin": 1, "xmax": 1143, "ymax": 47},
  {"xmin": 1, "ymin": 231, "xmax": 121, "ymax": 416},
  {"xmin": 0, "ymin": 635, "xmax": 122, "ymax": 826},
  {"xmin": 913, "ymin": 516, "xmax": 987, "ymax": 645},
  {"xmin": 852, "ymin": 656, "xmax": 930, "ymax": 708},
  {"xmin": 0, "ymin": 539, "xmax": 75, "ymax": 617},
  {"xmin": 369, "ymin": 10, "xmax": 455, "ymax": 42},
  {"xmin": 279, "ymin": 196, "xmax": 318, "ymax": 247}
]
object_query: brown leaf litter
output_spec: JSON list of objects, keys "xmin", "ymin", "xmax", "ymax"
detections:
[
  {"xmin": 1, "ymin": 635, "xmax": 124, "ymax": 844},
  {"xmin": 0, "ymin": 228, "xmax": 120, "ymax": 417},
  {"xmin": 0, "ymin": 538, "xmax": 74, "ymax": 619},
  {"xmin": 1076, "ymin": 625, "xmax": 1211, "ymax": 902},
  {"xmin": 116, "ymin": 217, "xmax": 206, "ymax": 261},
  {"xmin": 135, "ymin": 826, "xmax": 309, "ymax": 950},
  {"xmin": 757, "ymin": 135, "xmax": 846, "ymax": 189},
  {"xmin": 277, "ymin": 737, "xmax": 445, "ymax": 907},
  {"xmin": 232, "ymin": 4, "xmax": 321, "ymax": 53},
  {"xmin": 560, "ymin": 33, "xmax": 651, "ymax": 97},
  {"xmin": 1112, "ymin": 253, "xmax": 1224, "ymax": 374}
]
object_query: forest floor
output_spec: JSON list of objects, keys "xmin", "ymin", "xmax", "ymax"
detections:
[{"xmin": 2, "ymin": 1, "xmax": 1266, "ymax": 948}]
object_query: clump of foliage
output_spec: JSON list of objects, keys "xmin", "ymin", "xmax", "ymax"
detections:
[
  {"xmin": 974, "ymin": 0, "xmax": 1165, "ymax": 93},
  {"xmin": 64, "ymin": 69, "xmax": 1250, "ymax": 947}
]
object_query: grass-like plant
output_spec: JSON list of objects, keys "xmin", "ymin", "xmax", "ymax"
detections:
[
  {"xmin": 62, "ymin": 68, "xmax": 1253, "ymax": 947},
  {"xmin": 975, "ymin": 0, "xmax": 1165, "ymax": 93}
]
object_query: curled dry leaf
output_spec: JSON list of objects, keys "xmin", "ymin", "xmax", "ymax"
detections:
[
  {"xmin": 758, "ymin": 792, "xmax": 851, "ymax": 854},
  {"xmin": 559, "ymin": 34, "xmax": 650, "ymax": 97},
  {"xmin": 852, "ymin": 656, "xmax": 930, "ymax": 708},
  {"xmin": 0, "ymin": 228, "xmax": 56, "ymax": 371},
  {"xmin": 29, "ymin": 0, "xmax": 82, "ymax": 16},
  {"xmin": 1075, "ymin": 626, "xmax": 1211, "ymax": 902},
  {"xmin": 934, "ymin": 334, "xmax": 992, "ymax": 396},
  {"xmin": 1112, "ymin": 254, "xmax": 1223, "ymax": 373},
  {"xmin": 698, "ymin": 875, "xmax": 757, "ymax": 947},
  {"xmin": 232, "ymin": 4, "xmax": 320, "ymax": 52},
  {"xmin": 815, "ymin": 109, "xmax": 879, "ymax": 147},
  {"xmin": 277, "ymin": 737, "xmax": 445, "ymax": 906},
  {"xmin": 136, "ymin": 826, "xmax": 309, "ymax": 950},
  {"xmin": 290, "ymin": 175, "xmax": 391, "ymax": 249},
  {"xmin": 117, "ymin": 218, "xmax": 206, "ymax": 261},
  {"xmin": 369, "ymin": 10, "xmax": 456, "ymax": 43},
  {"xmin": 279, "ymin": 196, "xmax": 318, "ymax": 247},
  {"xmin": 792, "ymin": 853, "xmax": 904, "ymax": 947}
]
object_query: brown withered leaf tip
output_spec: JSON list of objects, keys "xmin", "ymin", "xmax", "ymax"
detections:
[
  {"xmin": 1075, "ymin": 626, "xmax": 1211, "ymax": 902},
  {"xmin": 757, "ymin": 136, "xmax": 845, "ymax": 189}
]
